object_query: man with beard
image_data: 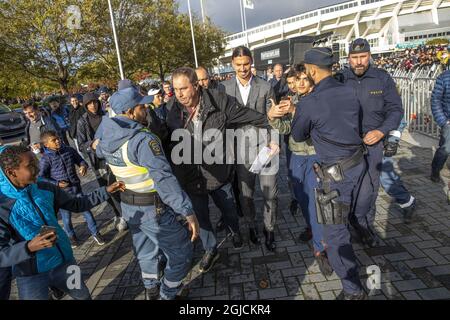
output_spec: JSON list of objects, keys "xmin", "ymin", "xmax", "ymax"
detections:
[
  {"xmin": 291, "ymin": 47, "xmax": 367, "ymax": 300},
  {"xmin": 222, "ymin": 46, "xmax": 279, "ymax": 251},
  {"xmin": 342, "ymin": 38, "xmax": 403, "ymax": 247},
  {"xmin": 94, "ymin": 87, "xmax": 200, "ymax": 300}
]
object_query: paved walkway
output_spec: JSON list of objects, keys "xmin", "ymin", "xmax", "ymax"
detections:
[{"xmin": 9, "ymin": 141, "xmax": 450, "ymax": 300}]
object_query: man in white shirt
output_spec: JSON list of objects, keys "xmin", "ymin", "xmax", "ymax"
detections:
[{"xmin": 222, "ymin": 46, "xmax": 279, "ymax": 251}]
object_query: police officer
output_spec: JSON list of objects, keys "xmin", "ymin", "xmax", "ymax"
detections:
[
  {"xmin": 342, "ymin": 39, "xmax": 404, "ymax": 246},
  {"xmin": 94, "ymin": 87, "xmax": 200, "ymax": 300},
  {"xmin": 291, "ymin": 47, "xmax": 367, "ymax": 300}
]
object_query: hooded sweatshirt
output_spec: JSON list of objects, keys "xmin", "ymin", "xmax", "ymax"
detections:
[
  {"xmin": 0, "ymin": 146, "xmax": 109, "ymax": 276},
  {"xmin": 95, "ymin": 116, "xmax": 194, "ymax": 222}
]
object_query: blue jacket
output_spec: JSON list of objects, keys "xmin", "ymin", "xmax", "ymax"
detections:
[
  {"xmin": 343, "ymin": 66, "xmax": 404, "ymax": 135},
  {"xmin": 51, "ymin": 106, "xmax": 70, "ymax": 131},
  {"xmin": 39, "ymin": 145, "xmax": 88, "ymax": 190},
  {"xmin": 95, "ymin": 116, "xmax": 194, "ymax": 218},
  {"xmin": 431, "ymin": 70, "xmax": 450, "ymax": 128},
  {"xmin": 291, "ymin": 76, "xmax": 363, "ymax": 165},
  {"xmin": 0, "ymin": 146, "xmax": 109, "ymax": 276}
]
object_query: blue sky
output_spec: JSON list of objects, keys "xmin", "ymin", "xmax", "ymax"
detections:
[{"xmin": 177, "ymin": 0, "xmax": 348, "ymax": 33}]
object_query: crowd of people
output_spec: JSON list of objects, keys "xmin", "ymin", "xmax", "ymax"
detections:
[
  {"xmin": 373, "ymin": 44, "xmax": 449, "ymax": 72},
  {"xmin": 1, "ymin": 36, "xmax": 450, "ymax": 301}
]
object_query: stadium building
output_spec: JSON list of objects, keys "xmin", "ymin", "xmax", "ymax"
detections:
[{"xmin": 218, "ymin": 0, "xmax": 450, "ymax": 72}]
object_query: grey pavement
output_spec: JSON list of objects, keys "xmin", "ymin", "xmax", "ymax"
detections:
[{"xmin": 8, "ymin": 141, "xmax": 450, "ymax": 300}]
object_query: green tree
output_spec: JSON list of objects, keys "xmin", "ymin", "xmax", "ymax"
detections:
[
  {"xmin": 84, "ymin": 0, "xmax": 227, "ymax": 82},
  {"xmin": 0, "ymin": 0, "xmax": 104, "ymax": 94},
  {"xmin": 0, "ymin": 0, "xmax": 226, "ymax": 95}
]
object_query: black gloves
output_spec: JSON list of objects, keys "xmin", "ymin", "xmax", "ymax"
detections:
[{"xmin": 384, "ymin": 141, "xmax": 399, "ymax": 157}]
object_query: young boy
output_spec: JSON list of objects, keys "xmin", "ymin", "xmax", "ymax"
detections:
[
  {"xmin": 0, "ymin": 145, "xmax": 125, "ymax": 299},
  {"xmin": 39, "ymin": 131, "xmax": 105, "ymax": 248}
]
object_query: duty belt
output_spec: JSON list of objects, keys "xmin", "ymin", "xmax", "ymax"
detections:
[
  {"xmin": 315, "ymin": 145, "xmax": 367, "ymax": 192},
  {"xmin": 120, "ymin": 189, "xmax": 166, "ymax": 213}
]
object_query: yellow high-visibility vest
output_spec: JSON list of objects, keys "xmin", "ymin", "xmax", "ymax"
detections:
[{"xmin": 108, "ymin": 140, "xmax": 156, "ymax": 194}]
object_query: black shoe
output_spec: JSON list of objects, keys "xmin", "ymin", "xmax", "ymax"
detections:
[
  {"xmin": 402, "ymin": 198, "xmax": 416, "ymax": 224},
  {"xmin": 69, "ymin": 235, "xmax": 79, "ymax": 249},
  {"xmin": 430, "ymin": 174, "xmax": 442, "ymax": 183},
  {"xmin": 263, "ymin": 228, "xmax": 276, "ymax": 252},
  {"xmin": 49, "ymin": 286, "xmax": 65, "ymax": 300},
  {"xmin": 298, "ymin": 227, "xmax": 312, "ymax": 242},
  {"xmin": 145, "ymin": 287, "xmax": 160, "ymax": 300},
  {"xmin": 199, "ymin": 249, "xmax": 220, "ymax": 273},
  {"xmin": 249, "ymin": 228, "xmax": 260, "ymax": 245},
  {"xmin": 232, "ymin": 232, "xmax": 244, "ymax": 249},
  {"xmin": 289, "ymin": 199, "xmax": 298, "ymax": 215},
  {"xmin": 353, "ymin": 226, "xmax": 377, "ymax": 248},
  {"xmin": 315, "ymin": 251, "xmax": 333, "ymax": 277},
  {"xmin": 336, "ymin": 291, "xmax": 368, "ymax": 300},
  {"xmin": 216, "ymin": 219, "xmax": 226, "ymax": 232}
]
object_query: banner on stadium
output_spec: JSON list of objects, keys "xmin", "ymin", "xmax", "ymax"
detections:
[{"xmin": 396, "ymin": 40, "xmax": 425, "ymax": 49}]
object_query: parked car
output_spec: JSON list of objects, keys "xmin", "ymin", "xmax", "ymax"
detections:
[{"xmin": 0, "ymin": 103, "xmax": 27, "ymax": 140}]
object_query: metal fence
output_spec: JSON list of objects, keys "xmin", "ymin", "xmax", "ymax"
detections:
[
  {"xmin": 394, "ymin": 76, "xmax": 439, "ymax": 138},
  {"xmin": 391, "ymin": 64, "xmax": 448, "ymax": 139}
]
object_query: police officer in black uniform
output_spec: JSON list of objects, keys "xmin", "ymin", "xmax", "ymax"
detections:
[
  {"xmin": 342, "ymin": 39, "xmax": 403, "ymax": 246},
  {"xmin": 291, "ymin": 47, "xmax": 367, "ymax": 300}
]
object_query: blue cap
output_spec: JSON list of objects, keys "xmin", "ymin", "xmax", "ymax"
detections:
[
  {"xmin": 304, "ymin": 47, "xmax": 335, "ymax": 66},
  {"xmin": 118, "ymin": 79, "xmax": 134, "ymax": 90},
  {"xmin": 109, "ymin": 87, "xmax": 154, "ymax": 115},
  {"xmin": 98, "ymin": 86, "xmax": 109, "ymax": 94},
  {"xmin": 349, "ymin": 38, "xmax": 371, "ymax": 54}
]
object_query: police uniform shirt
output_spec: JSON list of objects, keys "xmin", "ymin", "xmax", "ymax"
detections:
[
  {"xmin": 291, "ymin": 76, "xmax": 363, "ymax": 165},
  {"xmin": 342, "ymin": 66, "xmax": 403, "ymax": 135}
]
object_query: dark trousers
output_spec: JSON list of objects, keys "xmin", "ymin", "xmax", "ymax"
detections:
[
  {"xmin": 0, "ymin": 267, "xmax": 12, "ymax": 300},
  {"xmin": 188, "ymin": 183, "xmax": 240, "ymax": 253},
  {"xmin": 96, "ymin": 166, "xmax": 122, "ymax": 218},
  {"xmin": 323, "ymin": 162, "xmax": 366, "ymax": 295},
  {"xmin": 352, "ymin": 142, "xmax": 383, "ymax": 230},
  {"xmin": 431, "ymin": 124, "xmax": 450, "ymax": 176},
  {"xmin": 235, "ymin": 164, "xmax": 278, "ymax": 232}
]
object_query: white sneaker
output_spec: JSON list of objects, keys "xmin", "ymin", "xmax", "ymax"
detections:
[{"xmin": 115, "ymin": 217, "xmax": 128, "ymax": 232}]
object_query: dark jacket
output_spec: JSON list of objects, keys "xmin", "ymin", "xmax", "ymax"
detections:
[
  {"xmin": 23, "ymin": 113, "xmax": 62, "ymax": 148},
  {"xmin": 269, "ymin": 76, "xmax": 289, "ymax": 103},
  {"xmin": 68, "ymin": 104, "xmax": 86, "ymax": 139},
  {"xmin": 146, "ymin": 106, "xmax": 169, "ymax": 144},
  {"xmin": 165, "ymin": 87, "xmax": 270, "ymax": 194},
  {"xmin": 76, "ymin": 111, "xmax": 106, "ymax": 170},
  {"xmin": 39, "ymin": 145, "xmax": 88, "ymax": 191},
  {"xmin": 342, "ymin": 66, "xmax": 403, "ymax": 135}
]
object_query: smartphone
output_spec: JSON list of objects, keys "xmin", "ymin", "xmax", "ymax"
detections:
[
  {"xmin": 39, "ymin": 225, "xmax": 57, "ymax": 237},
  {"xmin": 280, "ymin": 96, "xmax": 291, "ymax": 101}
]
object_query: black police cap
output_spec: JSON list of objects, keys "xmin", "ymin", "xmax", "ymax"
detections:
[
  {"xmin": 349, "ymin": 38, "xmax": 371, "ymax": 54},
  {"xmin": 304, "ymin": 47, "xmax": 335, "ymax": 67}
]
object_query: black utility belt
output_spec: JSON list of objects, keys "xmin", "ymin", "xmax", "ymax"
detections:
[
  {"xmin": 120, "ymin": 190, "xmax": 165, "ymax": 209},
  {"xmin": 320, "ymin": 145, "xmax": 366, "ymax": 183}
]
